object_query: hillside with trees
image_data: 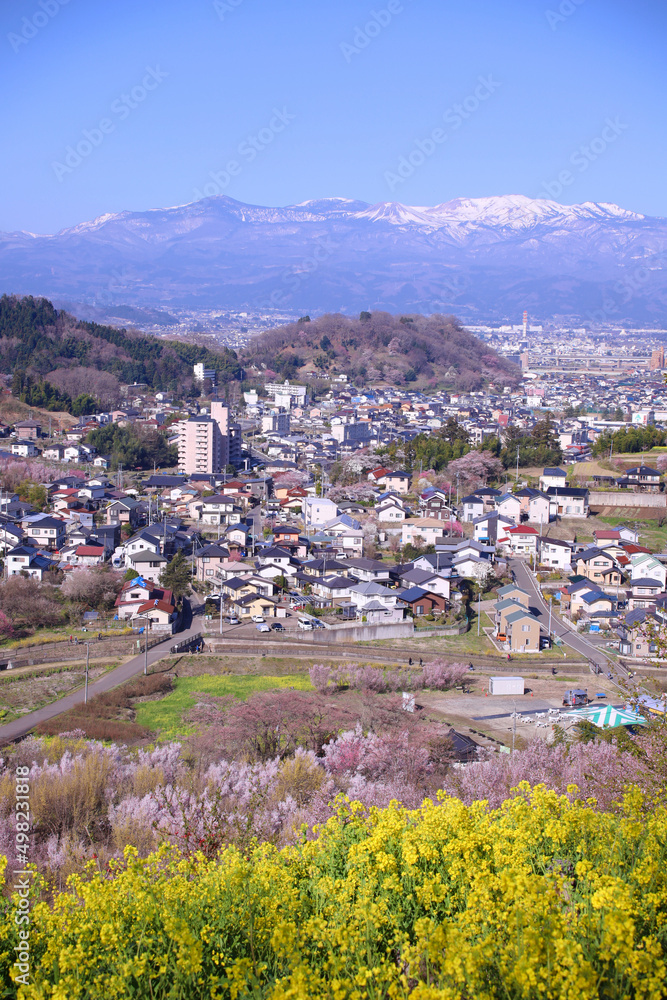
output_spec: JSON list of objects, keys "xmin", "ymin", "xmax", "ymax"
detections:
[
  {"xmin": 0, "ymin": 295, "xmax": 242, "ymax": 413},
  {"xmin": 240, "ymin": 311, "xmax": 521, "ymax": 392}
]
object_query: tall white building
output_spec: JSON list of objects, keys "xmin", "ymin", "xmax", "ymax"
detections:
[
  {"xmin": 193, "ymin": 363, "xmax": 216, "ymax": 384},
  {"xmin": 264, "ymin": 380, "xmax": 307, "ymax": 408}
]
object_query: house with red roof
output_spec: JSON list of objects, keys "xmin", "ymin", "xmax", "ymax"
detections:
[
  {"xmin": 134, "ymin": 598, "xmax": 178, "ymax": 632},
  {"xmin": 115, "ymin": 579, "xmax": 175, "ymax": 620},
  {"xmin": 70, "ymin": 545, "xmax": 106, "ymax": 567},
  {"xmin": 497, "ymin": 524, "xmax": 539, "ymax": 556}
]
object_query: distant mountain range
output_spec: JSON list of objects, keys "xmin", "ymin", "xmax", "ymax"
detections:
[{"xmin": 2, "ymin": 194, "xmax": 666, "ymax": 323}]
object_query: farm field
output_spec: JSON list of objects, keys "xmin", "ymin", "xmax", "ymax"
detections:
[
  {"xmin": 134, "ymin": 672, "xmax": 313, "ymax": 738},
  {"xmin": 0, "ymin": 659, "xmax": 120, "ymax": 724}
]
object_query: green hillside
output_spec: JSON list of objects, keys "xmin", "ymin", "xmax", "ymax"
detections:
[{"xmin": 0, "ymin": 295, "xmax": 242, "ymax": 414}]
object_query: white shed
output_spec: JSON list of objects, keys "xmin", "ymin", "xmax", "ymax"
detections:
[{"xmin": 489, "ymin": 676, "xmax": 525, "ymax": 696}]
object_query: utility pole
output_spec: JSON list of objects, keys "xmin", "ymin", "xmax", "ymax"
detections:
[
  {"xmin": 512, "ymin": 699, "xmax": 516, "ymax": 752},
  {"xmin": 515, "ymin": 445, "xmax": 520, "ymax": 484},
  {"xmin": 84, "ymin": 642, "xmax": 90, "ymax": 703},
  {"xmin": 477, "ymin": 583, "xmax": 481, "ymax": 636}
]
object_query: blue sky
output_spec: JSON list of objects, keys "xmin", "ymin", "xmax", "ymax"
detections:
[{"xmin": 1, "ymin": 0, "xmax": 665, "ymax": 232}]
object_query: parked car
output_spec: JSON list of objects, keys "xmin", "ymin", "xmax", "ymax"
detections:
[
  {"xmin": 271, "ymin": 622, "xmax": 285, "ymax": 631},
  {"xmin": 298, "ymin": 618, "xmax": 314, "ymax": 631},
  {"xmin": 312, "ymin": 620, "xmax": 326, "ymax": 629},
  {"xmin": 251, "ymin": 615, "xmax": 265, "ymax": 623},
  {"xmin": 224, "ymin": 616, "xmax": 240, "ymax": 625},
  {"xmin": 256, "ymin": 623, "xmax": 271, "ymax": 633}
]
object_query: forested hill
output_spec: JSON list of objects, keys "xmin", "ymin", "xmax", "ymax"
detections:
[
  {"xmin": 241, "ymin": 312, "xmax": 520, "ymax": 391},
  {"xmin": 0, "ymin": 295, "xmax": 241, "ymax": 413}
]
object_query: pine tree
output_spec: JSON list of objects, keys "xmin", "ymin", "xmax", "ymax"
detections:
[{"xmin": 159, "ymin": 551, "xmax": 192, "ymax": 601}]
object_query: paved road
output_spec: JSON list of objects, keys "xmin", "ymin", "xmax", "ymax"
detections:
[
  {"xmin": 509, "ymin": 559, "xmax": 627, "ymax": 681},
  {"xmin": 0, "ymin": 598, "xmax": 205, "ymax": 744}
]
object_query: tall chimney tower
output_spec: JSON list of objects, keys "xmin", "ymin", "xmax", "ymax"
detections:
[{"xmin": 523, "ymin": 310, "xmax": 528, "ymax": 339}]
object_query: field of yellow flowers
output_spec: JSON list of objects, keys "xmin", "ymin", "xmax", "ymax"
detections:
[{"xmin": 2, "ymin": 782, "xmax": 667, "ymax": 999}]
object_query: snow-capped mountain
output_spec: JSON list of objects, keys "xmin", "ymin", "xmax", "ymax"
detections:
[{"xmin": 1, "ymin": 194, "xmax": 665, "ymax": 322}]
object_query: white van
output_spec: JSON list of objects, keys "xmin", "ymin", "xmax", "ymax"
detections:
[{"xmin": 298, "ymin": 618, "xmax": 314, "ymax": 631}]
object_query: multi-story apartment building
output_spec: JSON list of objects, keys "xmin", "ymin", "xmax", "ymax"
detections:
[
  {"xmin": 177, "ymin": 402, "xmax": 230, "ymax": 475},
  {"xmin": 261, "ymin": 410, "xmax": 291, "ymax": 434},
  {"xmin": 193, "ymin": 363, "xmax": 216, "ymax": 384}
]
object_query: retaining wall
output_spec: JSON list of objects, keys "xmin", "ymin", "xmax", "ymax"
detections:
[
  {"xmin": 318, "ymin": 622, "xmax": 415, "ymax": 643},
  {"xmin": 588, "ymin": 491, "xmax": 667, "ymax": 509}
]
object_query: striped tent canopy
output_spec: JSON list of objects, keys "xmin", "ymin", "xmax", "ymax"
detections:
[{"xmin": 563, "ymin": 704, "xmax": 647, "ymax": 729}]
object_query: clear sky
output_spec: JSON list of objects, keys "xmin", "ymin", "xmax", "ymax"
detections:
[{"xmin": 1, "ymin": 0, "xmax": 665, "ymax": 233}]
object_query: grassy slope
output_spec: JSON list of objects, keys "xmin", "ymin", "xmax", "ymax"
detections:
[
  {"xmin": 0, "ymin": 394, "xmax": 77, "ymax": 431},
  {"xmin": 134, "ymin": 673, "xmax": 313, "ymax": 738}
]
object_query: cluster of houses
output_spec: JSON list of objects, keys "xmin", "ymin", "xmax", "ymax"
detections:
[
  {"xmin": 485, "ymin": 519, "xmax": 667, "ymax": 656},
  {"xmin": 0, "ymin": 460, "xmax": 494, "ymax": 633},
  {"xmin": 2, "ymin": 435, "xmax": 667, "ymax": 656}
]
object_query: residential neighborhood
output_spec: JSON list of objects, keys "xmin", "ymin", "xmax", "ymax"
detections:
[{"xmin": 0, "ymin": 356, "xmax": 666, "ymax": 666}]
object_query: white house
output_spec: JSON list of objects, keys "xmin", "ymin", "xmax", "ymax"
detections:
[
  {"xmin": 498, "ymin": 525, "xmax": 539, "ymax": 556},
  {"xmin": 405, "ymin": 570, "xmax": 451, "ymax": 601},
  {"xmin": 453, "ymin": 554, "xmax": 494, "ymax": 582},
  {"xmin": 198, "ymin": 496, "xmax": 242, "ymax": 527},
  {"xmin": 473, "ymin": 512, "xmax": 515, "ymax": 545},
  {"xmin": 376, "ymin": 500, "xmax": 408, "ymax": 523},
  {"xmin": 401, "ymin": 517, "xmax": 447, "ymax": 548},
  {"xmin": 63, "ymin": 445, "xmax": 93, "ymax": 464},
  {"xmin": 334, "ymin": 530, "xmax": 364, "ymax": 558},
  {"xmin": 546, "ymin": 487, "xmax": 589, "ymax": 518},
  {"xmin": 11, "ymin": 440, "xmax": 39, "ymax": 458},
  {"xmin": 5, "ymin": 545, "xmax": 53, "ymax": 580},
  {"xmin": 69, "ymin": 545, "xmax": 106, "ymax": 567},
  {"xmin": 495, "ymin": 493, "xmax": 522, "ymax": 521},
  {"xmin": 22, "ymin": 516, "xmax": 66, "ymax": 551},
  {"xmin": 123, "ymin": 532, "xmax": 162, "ymax": 568},
  {"xmin": 348, "ymin": 581, "xmax": 402, "ymax": 610},
  {"xmin": 132, "ymin": 598, "xmax": 178, "ymax": 633},
  {"xmin": 526, "ymin": 492, "xmax": 551, "ymax": 525},
  {"xmin": 125, "ymin": 551, "xmax": 168, "ymax": 584},
  {"xmin": 303, "ymin": 497, "xmax": 339, "ymax": 528},
  {"xmin": 461, "ymin": 495, "xmax": 484, "ymax": 522},
  {"xmin": 630, "ymin": 553, "xmax": 667, "ymax": 589},
  {"xmin": 538, "ymin": 537, "xmax": 573, "ymax": 571},
  {"xmin": 539, "ymin": 467, "xmax": 568, "ymax": 491}
]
